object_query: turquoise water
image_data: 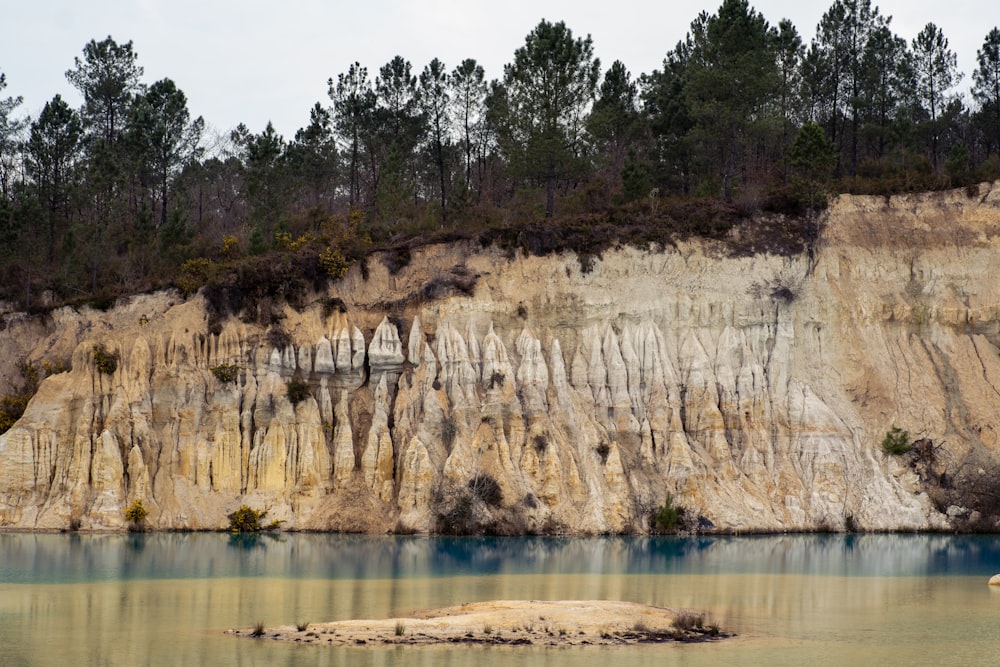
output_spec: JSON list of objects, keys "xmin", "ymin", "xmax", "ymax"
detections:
[{"xmin": 3, "ymin": 533, "xmax": 1000, "ymax": 665}]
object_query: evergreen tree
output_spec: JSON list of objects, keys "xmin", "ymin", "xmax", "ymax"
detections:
[
  {"xmin": 810, "ymin": 0, "xmax": 888, "ymax": 175},
  {"xmin": 418, "ymin": 58, "xmax": 451, "ymax": 217},
  {"xmin": 65, "ymin": 36, "xmax": 146, "ymax": 285},
  {"xmin": 376, "ymin": 56, "xmax": 423, "ymax": 152},
  {"xmin": 450, "ymin": 59, "xmax": 487, "ymax": 189},
  {"xmin": 912, "ymin": 23, "xmax": 962, "ymax": 171},
  {"xmin": 685, "ymin": 0, "xmax": 779, "ymax": 200},
  {"xmin": 587, "ymin": 60, "xmax": 641, "ymax": 185},
  {"xmin": 0, "ymin": 70, "xmax": 24, "ymax": 200},
  {"xmin": 328, "ymin": 63, "xmax": 375, "ymax": 206},
  {"xmin": 287, "ymin": 103, "xmax": 338, "ymax": 210},
  {"xmin": 65, "ymin": 36, "xmax": 143, "ymax": 145},
  {"xmin": 374, "ymin": 56, "xmax": 424, "ymax": 215},
  {"xmin": 973, "ymin": 28, "xmax": 1000, "ymax": 155},
  {"xmin": 26, "ymin": 95, "xmax": 82, "ymax": 260},
  {"xmin": 231, "ymin": 122, "xmax": 287, "ymax": 234},
  {"xmin": 860, "ymin": 24, "xmax": 913, "ymax": 160},
  {"xmin": 499, "ymin": 19, "xmax": 600, "ymax": 217},
  {"xmin": 128, "ymin": 78, "xmax": 204, "ymax": 225},
  {"xmin": 774, "ymin": 19, "xmax": 804, "ymax": 137},
  {"xmin": 642, "ymin": 41, "xmax": 696, "ymax": 194},
  {"xmin": 789, "ymin": 122, "xmax": 836, "ymax": 214},
  {"xmin": 770, "ymin": 19, "xmax": 805, "ymax": 182}
]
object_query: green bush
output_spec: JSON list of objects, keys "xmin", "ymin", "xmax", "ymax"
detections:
[
  {"xmin": 210, "ymin": 363, "xmax": 240, "ymax": 384},
  {"xmin": 124, "ymin": 499, "xmax": 150, "ymax": 527},
  {"xmin": 92, "ymin": 344, "xmax": 119, "ymax": 375},
  {"xmin": 881, "ymin": 426, "xmax": 910, "ymax": 455},
  {"xmin": 177, "ymin": 257, "xmax": 216, "ymax": 295},
  {"xmin": 651, "ymin": 493, "xmax": 686, "ymax": 533},
  {"xmin": 286, "ymin": 378, "xmax": 311, "ymax": 405},
  {"xmin": 227, "ymin": 505, "xmax": 283, "ymax": 532}
]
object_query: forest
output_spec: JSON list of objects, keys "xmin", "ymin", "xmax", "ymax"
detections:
[{"xmin": 0, "ymin": 0, "xmax": 999, "ymax": 311}]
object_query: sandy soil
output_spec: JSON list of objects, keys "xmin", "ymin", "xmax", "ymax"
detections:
[{"xmin": 227, "ymin": 599, "xmax": 728, "ymax": 647}]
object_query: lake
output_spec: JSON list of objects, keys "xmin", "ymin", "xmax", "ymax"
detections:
[{"xmin": 2, "ymin": 533, "xmax": 1000, "ymax": 666}]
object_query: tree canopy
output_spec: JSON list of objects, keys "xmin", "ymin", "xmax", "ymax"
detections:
[{"xmin": 0, "ymin": 6, "xmax": 997, "ymax": 309}]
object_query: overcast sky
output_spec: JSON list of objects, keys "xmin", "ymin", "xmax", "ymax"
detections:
[{"xmin": 2, "ymin": 0, "xmax": 996, "ymax": 140}]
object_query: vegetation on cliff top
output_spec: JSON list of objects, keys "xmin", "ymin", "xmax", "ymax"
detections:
[{"xmin": 0, "ymin": 2, "xmax": 998, "ymax": 313}]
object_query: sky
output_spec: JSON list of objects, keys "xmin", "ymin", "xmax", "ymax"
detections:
[{"xmin": 2, "ymin": 0, "xmax": 996, "ymax": 142}]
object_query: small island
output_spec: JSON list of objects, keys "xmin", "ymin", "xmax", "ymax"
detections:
[{"xmin": 227, "ymin": 600, "xmax": 728, "ymax": 647}]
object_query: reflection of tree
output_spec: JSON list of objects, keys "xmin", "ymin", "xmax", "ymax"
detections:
[
  {"xmin": 126, "ymin": 533, "xmax": 146, "ymax": 553},
  {"xmin": 227, "ymin": 532, "xmax": 282, "ymax": 550}
]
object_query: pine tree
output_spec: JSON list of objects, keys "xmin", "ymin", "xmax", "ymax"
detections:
[{"xmin": 499, "ymin": 19, "xmax": 600, "ymax": 217}]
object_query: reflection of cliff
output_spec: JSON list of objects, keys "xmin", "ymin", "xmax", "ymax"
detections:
[
  {"xmin": 2, "ymin": 185, "xmax": 1000, "ymax": 533},
  {"xmin": 5, "ymin": 533, "xmax": 998, "ymax": 582}
]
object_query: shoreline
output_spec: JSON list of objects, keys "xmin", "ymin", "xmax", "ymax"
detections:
[{"xmin": 226, "ymin": 600, "xmax": 729, "ymax": 647}]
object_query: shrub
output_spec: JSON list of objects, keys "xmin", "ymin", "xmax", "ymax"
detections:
[
  {"xmin": 651, "ymin": 493, "xmax": 686, "ymax": 533},
  {"xmin": 227, "ymin": 505, "xmax": 282, "ymax": 532},
  {"xmin": 319, "ymin": 246, "xmax": 350, "ymax": 279},
  {"xmin": 92, "ymin": 344, "xmax": 119, "ymax": 375},
  {"xmin": 124, "ymin": 499, "xmax": 149, "ymax": 528},
  {"xmin": 881, "ymin": 426, "xmax": 910, "ymax": 455},
  {"xmin": 435, "ymin": 493, "xmax": 475, "ymax": 535},
  {"xmin": 0, "ymin": 394, "xmax": 29, "ymax": 434},
  {"xmin": 220, "ymin": 234, "xmax": 241, "ymax": 260},
  {"xmin": 0, "ymin": 360, "xmax": 41, "ymax": 435},
  {"xmin": 673, "ymin": 612, "xmax": 705, "ymax": 632},
  {"xmin": 177, "ymin": 257, "xmax": 215, "ymax": 295},
  {"xmin": 286, "ymin": 378, "xmax": 311, "ymax": 405},
  {"xmin": 468, "ymin": 474, "xmax": 503, "ymax": 507},
  {"xmin": 596, "ymin": 442, "xmax": 611, "ymax": 462},
  {"xmin": 266, "ymin": 327, "xmax": 292, "ymax": 351},
  {"xmin": 251, "ymin": 621, "xmax": 265, "ymax": 637},
  {"xmin": 42, "ymin": 359, "xmax": 68, "ymax": 375},
  {"xmin": 210, "ymin": 363, "xmax": 240, "ymax": 384}
]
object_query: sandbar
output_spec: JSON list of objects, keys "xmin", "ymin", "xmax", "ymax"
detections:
[{"xmin": 227, "ymin": 599, "xmax": 728, "ymax": 647}]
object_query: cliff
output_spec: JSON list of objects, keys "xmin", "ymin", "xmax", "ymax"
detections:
[{"xmin": 2, "ymin": 184, "xmax": 1000, "ymax": 533}]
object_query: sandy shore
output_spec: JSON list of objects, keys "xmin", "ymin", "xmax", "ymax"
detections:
[{"xmin": 227, "ymin": 599, "xmax": 728, "ymax": 647}]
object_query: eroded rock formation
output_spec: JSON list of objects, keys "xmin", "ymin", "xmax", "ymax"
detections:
[{"xmin": 2, "ymin": 185, "xmax": 1000, "ymax": 533}]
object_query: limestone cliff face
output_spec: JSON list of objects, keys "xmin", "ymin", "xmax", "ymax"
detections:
[{"xmin": 2, "ymin": 185, "xmax": 1000, "ymax": 533}]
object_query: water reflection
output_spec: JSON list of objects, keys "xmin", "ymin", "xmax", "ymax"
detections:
[
  {"xmin": 4, "ymin": 533, "xmax": 1000, "ymax": 667},
  {"xmin": 228, "ymin": 532, "xmax": 284, "ymax": 551},
  {"xmin": 3, "ymin": 533, "xmax": 1000, "ymax": 584}
]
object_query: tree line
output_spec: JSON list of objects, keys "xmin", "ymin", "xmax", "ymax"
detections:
[{"xmin": 1, "ymin": 0, "xmax": 999, "ymax": 309}]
